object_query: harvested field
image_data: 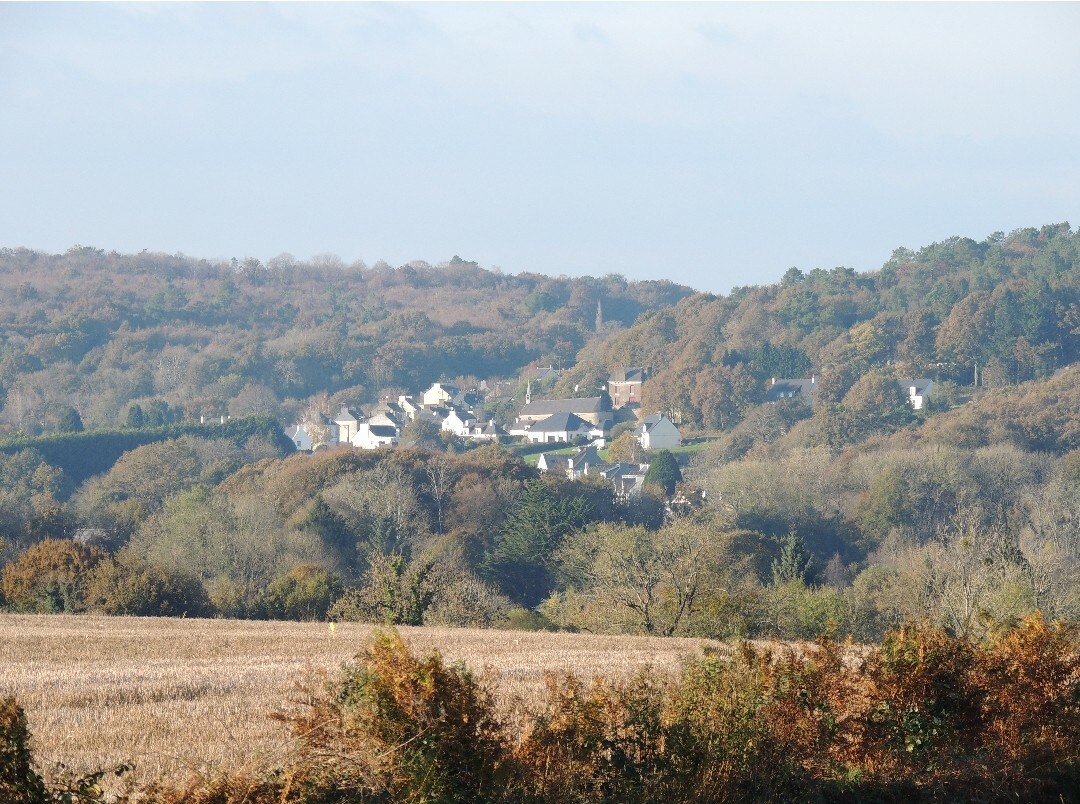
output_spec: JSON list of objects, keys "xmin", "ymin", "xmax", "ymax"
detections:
[{"xmin": 0, "ymin": 613, "xmax": 724, "ymax": 790}]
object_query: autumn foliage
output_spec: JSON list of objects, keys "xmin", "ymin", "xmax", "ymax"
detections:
[{"xmin": 88, "ymin": 615, "xmax": 1075, "ymax": 803}]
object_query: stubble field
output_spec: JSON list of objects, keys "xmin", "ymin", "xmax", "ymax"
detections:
[{"xmin": 0, "ymin": 614, "xmax": 724, "ymax": 791}]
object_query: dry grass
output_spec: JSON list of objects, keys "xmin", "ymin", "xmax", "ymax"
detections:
[{"xmin": 0, "ymin": 613, "xmax": 723, "ymax": 791}]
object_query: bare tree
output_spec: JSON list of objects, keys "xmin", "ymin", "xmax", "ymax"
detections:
[{"xmin": 424, "ymin": 457, "xmax": 457, "ymax": 535}]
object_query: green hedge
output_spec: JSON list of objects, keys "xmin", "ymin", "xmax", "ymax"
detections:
[{"xmin": 0, "ymin": 415, "xmax": 294, "ymax": 485}]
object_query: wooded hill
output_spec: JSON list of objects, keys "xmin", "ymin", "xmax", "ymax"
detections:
[
  {"xmin": 563, "ymin": 222, "xmax": 1080, "ymax": 434},
  {"xmin": 1, "ymin": 224, "xmax": 1079, "ymax": 645},
  {"xmin": 0, "ymin": 248, "xmax": 691, "ymax": 436}
]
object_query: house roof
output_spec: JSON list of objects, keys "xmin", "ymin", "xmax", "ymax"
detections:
[
  {"xmin": 764, "ymin": 378, "xmax": 817, "ymax": 402},
  {"xmin": 529, "ymin": 411, "xmax": 592, "ymax": 433},
  {"xmin": 367, "ymin": 412, "xmax": 402, "ymax": 428},
  {"xmin": 569, "ymin": 444, "xmax": 608, "ymax": 469},
  {"xmin": 452, "ymin": 389, "xmax": 480, "ymax": 407},
  {"xmin": 335, "ymin": 406, "xmax": 362, "ymax": 424},
  {"xmin": 538, "ymin": 453, "xmax": 571, "ymax": 473},
  {"xmin": 609, "ymin": 367, "xmax": 649, "ymax": 383},
  {"xmin": 897, "ymin": 378, "xmax": 934, "ymax": 395},
  {"xmin": 366, "ymin": 424, "xmax": 398, "ymax": 439},
  {"xmin": 531, "ymin": 365, "xmax": 560, "ymax": 380},
  {"xmin": 426, "ymin": 382, "xmax": 460, "ymax": 396},
  {"xmin": 521, "ymin": 396, "xmax": 606, "ymax": 416},
  {"xmin": 636, "ymin": 413, "xmax": 678, "ymax": 434},
  {"xmin": 443, "ymin": 404, "xmax": 474, "ymax": 420}
]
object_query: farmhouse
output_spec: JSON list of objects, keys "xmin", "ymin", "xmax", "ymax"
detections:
[
  {"xmin": 898, "ymin": 378, "xmax": 934, "ymax": 410},
  {"xmin": 635, "ymin": 413, "xmax": 681, "ymax": 450}
]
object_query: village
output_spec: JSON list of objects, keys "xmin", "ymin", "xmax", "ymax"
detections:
[
  {"xmin": 285, "ymin": 366, "xmax": 685, "ymax": 496},
  {"xmin": 285, "ymin": 364, "xmax": 935, "ymax": 498}
]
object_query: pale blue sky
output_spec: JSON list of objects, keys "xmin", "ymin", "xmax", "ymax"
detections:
[{"xmin": 2, "ymin": 2, "xmax": 1078, "ymax": 293}]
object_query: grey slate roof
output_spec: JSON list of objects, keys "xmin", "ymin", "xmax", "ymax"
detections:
[
  {"xmin": 764, "ymin": 378, "xmax": 818, "ymax": 402},
  {"xmin": 521, "ymin": 396, "xmax": 606, "ymax": 416},
  {"xmin": 610, "ymin": 367, "xmax": 649, "ymax": 383},
  {"xmin": 897, "ymin": 378, "xmax": 934, "ymax": 395},
  {"xmin": 529, "ymin": 411, "xmax": 592, "ymax": 433},
  {"xmin": 335, "ymin": 406, "xmax": 362, "ymax": 423}
]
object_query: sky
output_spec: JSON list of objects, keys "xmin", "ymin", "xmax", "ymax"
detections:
[{"xmin": 2, "ymin": 2, "xmax": 1079, "ymax": 295}]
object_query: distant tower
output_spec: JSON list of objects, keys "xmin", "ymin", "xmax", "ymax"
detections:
[
  {"xmin": 595, "ymin": 300, "xmax": 603, "ymax": 332},
  {"xmin": 525, "ymin": 380, "xmax": 532, "ymax": 405}
]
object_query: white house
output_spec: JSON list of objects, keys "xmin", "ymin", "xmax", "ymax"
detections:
[
  {"xmin": 397, "ymin": 395, "xmax": 423, "ymax": 420},
  {"xmin": 334, "ymin": 406, "xmax": 364, "ymax": 443},
  {"xmin": 290, "ymin": 412, "xmax": 341, "ymax": 450},
  {"xmin": 351, "ymin": 422, "xmax": 399, "ymax": 450},
  {"xmin": 288, "ymin": 424, "xmax": 314, "ymax": 452},
  {"xmin": 516, "ymin": 396, "xmax": 613, "ymax": 429},
  {"xmin": 898, "ymin": 378, "xmax": 934, "ymax": 411},
  {"xmin": 601, "ymin": 462, "xmax": 649, "ymax": 499},
  {"xmin": 421, "ymin": 382, "xmax": 459, "ymax": 407},
  {"xmin": 466, "ymin": 419, "xmax": 507, "ymax": 442},
  {"xmin": 441, "ymin": 407, "xmax": 476, "ymax": 437},
  {"xmin": 537, "ymin": 444, "xmax": 610, "ymax": 480},
  {"xmin": 635, "ymin": 414, "xmax": 682, "ymax": 450},
  {"xmin": 522, "ymin": 411, "xmax": 597, "ymax": 443}
]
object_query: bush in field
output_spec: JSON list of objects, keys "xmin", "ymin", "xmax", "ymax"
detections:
[
  {"xmin": 1, "ymin": 538, "xmax": 103, "ymax": 613},
  {"xmin": 257, "ymin": 563, "xmax": 344, "ymax": 621},
  {"xmin": 0, "ymin": 696, "xmax": 48, "ymax": 803},
  {"xmin": 280, "ymin": 629, "xmax": 512, "ymax": 803},
  {"xmin": 517, "ymin": 671, "xmax": 673, "ymax": 802},
  {"xmin": 84, "ymin": 547, "xmax": 212, "ymax": 618}
]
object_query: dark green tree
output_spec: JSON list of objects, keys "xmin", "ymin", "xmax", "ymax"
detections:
[
  {"xmin": 125, "ymin": 403, "xmax": 145, "ymax": 429},
  {"xmin": 258, "ymin": 563, "xmax": 344, "ymax": 621},
  {"xmin": 484, "ymin": 478, "xmax": 592, "ymax": 607},
  {"xmin": 644, "ymin": 450, "xmax": 682, "ymax": 497},
  {"xmin": 770, "ymin": 531, "xmax": 816, "ymax": 586},
  {"xmin": 55, "ymin": 405, "xmax": 83, "ymax": 434}
]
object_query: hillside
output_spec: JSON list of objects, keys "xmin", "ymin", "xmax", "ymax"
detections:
[
  {"xmin": 562, "ymin": 222, "xmax": 1080, "ymax": 433},
  {"xmin": 0, "ymin": 224, "xmax": 1078, "ymax": 652},
  {"xmin": 0, "ymin": 247, "xmax": 692, "ymax": 435}
]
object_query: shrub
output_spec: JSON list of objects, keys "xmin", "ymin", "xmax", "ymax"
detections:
[
  {"xmin": 84, "ymin": 547, "xmax": 212, "ymax": 618},
  {"xmin": 258, "ymin": 563, "xmax": 344, "ymax": 621},
  {"xmin": 1, "ymin": 696, "xmax": 126, "ymax": 803},
  {"xmin": 0, "ymin": 696, "xmax": 49, "ymax": 803},
  {"xmin": 517, "ymin": 671, "xmax": 671, "ymax": 802},
  {"xmin": 280, "ymin": 629, "xmax": 513, "ymax": 803},
  {"xmin": 1, "ymin": 538, "xmax": 104, "ymax": 613}
]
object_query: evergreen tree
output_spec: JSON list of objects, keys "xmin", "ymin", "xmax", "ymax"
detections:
[
  {"xmin": 484, "ymin": 479, "xmax": 591, "ymax": 607},
  {"xmin": 55, "ymin": 406, "xmax": 83, "ymax": 434},
  {"xmin": 644, "ymin": 450, "xmax": 682, "ymax": 497},
  {"xmin": 125, "ymin": 403, "xmax": 146, "ymax": 429},
  {"xmin": 770, "ymin": 531, "xmax": 816, "ymax": 586}
]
